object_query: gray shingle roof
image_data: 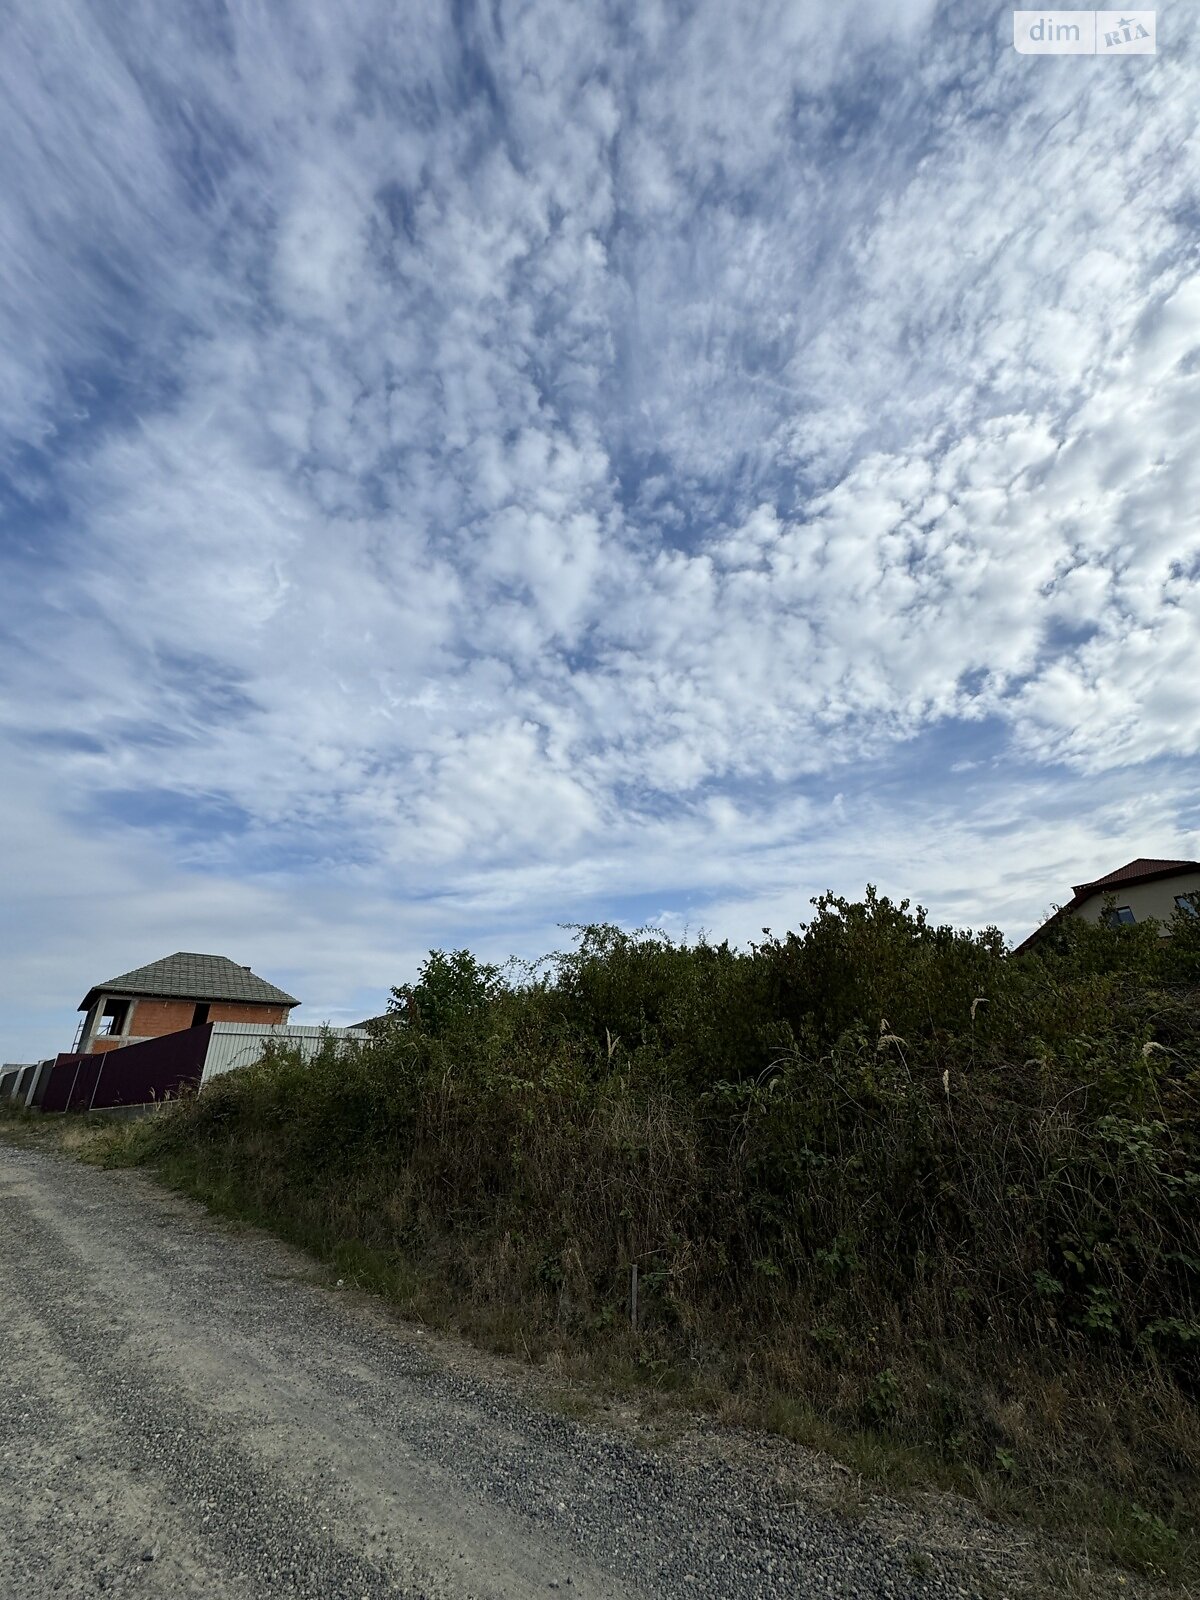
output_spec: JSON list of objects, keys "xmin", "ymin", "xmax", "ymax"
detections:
[{"xmin": 79, "ymin": 953, "xmax": 299, "ymax": 1011}]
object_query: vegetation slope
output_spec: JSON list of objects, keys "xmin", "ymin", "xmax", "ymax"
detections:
[{"xmin": 57, "ymin": 892, "xmax": 1200, "ymax": 1580}]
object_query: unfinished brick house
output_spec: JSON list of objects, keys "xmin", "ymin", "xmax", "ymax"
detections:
[{"xmin": 75, "ymin": 953, "xmax": 299, "ymax": 1054}]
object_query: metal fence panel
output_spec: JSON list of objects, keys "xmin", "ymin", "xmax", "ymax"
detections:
[
  {"xmin": 89, "ymin": 1024, "xmax": 212, "ymax": 1108},
  {"xmin": 27, "ymin": 1061, "xmax": 54, "ymax": 1108},
  {"xmin": 42, "ymin": 1055, "xmax": 87, "ymax": 1113},
  {"xmin": 201, "ymin": 1023, "xmax": 368, "ymax": 1086}
]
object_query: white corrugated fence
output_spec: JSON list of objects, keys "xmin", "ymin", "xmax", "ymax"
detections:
[{"xmin": 199, "ymin": 1022, "xmax": 369, "ymax": 1086}]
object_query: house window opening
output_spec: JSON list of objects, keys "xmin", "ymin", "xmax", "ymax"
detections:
[
  {"xmin": 98, "ymin": 1000, "xmax": 130, "ymax": 1036},
  {"xmin": 1105, "ymin": 905, "xmax": 1136, "ymax": 926},
  {"xmin": 1175, "ymin": 894, "xmax": 1199, "ymax": 918},
  {"xmin": 191, "ymin": 1003, "xmax": 211, "ymax": 1027}
]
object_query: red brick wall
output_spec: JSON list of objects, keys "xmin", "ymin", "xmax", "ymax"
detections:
[
  {"xmin": 208, "ymin": 1001, "xmax": 290, "ymax": 1025},
  {"xmin": 85, "ymin": 996, "xmax": 293, "ymax": 1052},
  {"xmin": 128, "ymin": 998, "xmax": 198, "ymax": 1038}
]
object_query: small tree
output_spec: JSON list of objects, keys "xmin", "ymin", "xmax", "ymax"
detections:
[{"xmin": 389, "ymin": 949, "xmax": 506, "ymax": 1036}]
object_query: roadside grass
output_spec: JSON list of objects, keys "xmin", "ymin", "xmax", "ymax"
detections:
[
  {"xmin": 6, "ymin": 894, "xmax": 1198, "ymax": 1593},
  {"xmin": 50, "ymin": 1108, "xmax": 1198, "ymax": 1594},
  {"xmin": 7, "ymin": 1104, "xmax": 1196, "ymax": 1594},
  {"xmin": 0, "ymin": 1102, "xmax": 114, "ymax": 1150}
]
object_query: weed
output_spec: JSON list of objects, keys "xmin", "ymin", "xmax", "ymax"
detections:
[{"xmin": 903, "ymin": 1548, "xmax": 933, "ymax": 1579}]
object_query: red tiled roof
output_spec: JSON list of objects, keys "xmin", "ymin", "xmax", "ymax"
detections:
[{"xmin": 1071, "ymin": 857, "xmax": 1199, "ymax": 895}]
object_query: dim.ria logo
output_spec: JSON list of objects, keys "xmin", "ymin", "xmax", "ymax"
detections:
[{"xmin": 1013, "ymin": 10, "xmax": 1156, "ymax": 53}]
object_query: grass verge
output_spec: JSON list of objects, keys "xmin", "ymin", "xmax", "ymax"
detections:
[{"xmin": 6, "ymin": 1103, "xmax": 1188, "ymax": 1595}]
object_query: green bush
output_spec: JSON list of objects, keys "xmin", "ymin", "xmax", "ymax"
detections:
[
  {"xmin": 117, "ymin": 891, "xmax": 1199, "ymax": 1569},
  {"xmin": 154, "ymin": 896, "xmax": 1199, "ymax": 1365}
]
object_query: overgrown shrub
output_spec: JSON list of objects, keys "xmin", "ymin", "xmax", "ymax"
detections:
[{"xmin": 117, "ymin": 891, "xmax": 1200, "ymax": 1565}]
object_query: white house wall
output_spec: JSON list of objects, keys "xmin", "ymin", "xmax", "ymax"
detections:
[{"xmin": 1073, "ymin": 870, "xmax": 1200, "ymax": 927}]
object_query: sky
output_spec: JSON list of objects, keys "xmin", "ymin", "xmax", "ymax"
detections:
[{"xmin": 2, "ymin": 1, "xmax": 1199, "ymax": 1062}]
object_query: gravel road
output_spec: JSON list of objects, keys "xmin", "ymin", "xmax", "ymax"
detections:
[{"xmin": 0, "ymin": 1142, "xmax": 990, "ymax": 1600}]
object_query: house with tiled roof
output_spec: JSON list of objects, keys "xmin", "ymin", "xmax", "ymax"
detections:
[
  {"xmin": 1014, "ymin": 857, "xmax": 1200, "ymax": 954},
  {"xmin": 75, "ymin": 953, "xmax": 299, "ymax": 1054}
]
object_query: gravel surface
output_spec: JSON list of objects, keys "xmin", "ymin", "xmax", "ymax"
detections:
[{"xmin": 0, "ymin": 1143, "xmax": 990, "ymax": 1599}]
